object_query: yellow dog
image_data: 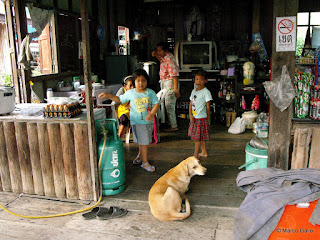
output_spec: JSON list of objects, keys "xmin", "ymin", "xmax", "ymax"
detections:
[{"xmin": 148, "ymin": 156, "xmax": 207, "ymax": 221}]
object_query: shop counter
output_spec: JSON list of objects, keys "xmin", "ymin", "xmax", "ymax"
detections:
[{"xmin": 0, "ymin": 106, "xmax": 105, "ymax": 201}]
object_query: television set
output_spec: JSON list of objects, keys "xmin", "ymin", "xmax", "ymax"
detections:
[{"xmin": 176, "ymin": 41, "xmax": 218, "ymax": 70}]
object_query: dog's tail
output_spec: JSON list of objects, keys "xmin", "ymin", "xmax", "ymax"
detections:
[{"xmin": 169, "ymin": 197, "xmax": 191, "ymax": 221}]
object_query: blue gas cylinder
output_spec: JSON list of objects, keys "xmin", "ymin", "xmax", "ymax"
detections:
[{"xmin": 96, "ymin": 119, "xmax": 126, "ymax": 195}]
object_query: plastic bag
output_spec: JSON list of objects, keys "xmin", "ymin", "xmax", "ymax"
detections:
[
  {"xmin": 228, "ymin": 117, "xmax": 246, "ymax": 134},
  {"xmin": 249, "ymin": 40, "xmax": 262, "ymax": 53},
  {"xmin": 263, "ymin": 65, "xmax": 295, "ymax": 112}
]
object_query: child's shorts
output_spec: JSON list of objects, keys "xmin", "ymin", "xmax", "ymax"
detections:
[
  {"xmin": 188, "ymin": 118, "xmax": 210, "ymax": 141},
  {"xmin": 119, "ymin": 114, "xmax": 130, "ymax": 127},
  {"xmin": 132, "ymin": 123, "xmax": 153, "ymax": 145}
]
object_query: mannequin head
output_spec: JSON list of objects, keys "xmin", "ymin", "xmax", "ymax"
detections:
[{"xmin": 243, "ymin": 61, "xmax": 255, "ymax": 84}]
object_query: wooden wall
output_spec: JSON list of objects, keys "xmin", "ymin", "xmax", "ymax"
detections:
[
  {"xmin": 0, "ymin": 121, "xmax": 94, "ymax": 200},
  {"xmin": 0, "ymin": 23, "xmax": 12, "ymax": 77}
]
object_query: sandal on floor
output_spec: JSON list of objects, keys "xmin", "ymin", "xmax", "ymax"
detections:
[
  {"xmin": 141, "ymin": 162, "xmax": 155, "ymax": 172},
  {"xmin": 132, "ymin": 155, "xmax": 142, "ymax": 165},
  {"xmin": 96, "ymin": 206, "xmax": 128, "ymax": 220},
  {"xmin": 82, "ymin": 207, "xmax": 100, "ymax": 220}
]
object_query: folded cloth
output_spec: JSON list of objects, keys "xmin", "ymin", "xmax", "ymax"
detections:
[
  {"xmin": 156, "ymin": 89, "xmax": 169, "ymax": 103},
  {"xmin": 310, "ymin": 199, "xmax": 320, "ymax": 225},
  {"xmin": 156, "ymin": 89, "xmax": 168, "ymax": 124},
  {"xmin": 234, "ymin": 168, "xmax": 320, "ymax": 240},
  {"xmin": 18, "ymin": 35, "xmax": 33, "ymax": 70}
]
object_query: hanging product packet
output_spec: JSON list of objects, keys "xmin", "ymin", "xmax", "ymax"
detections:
[
  {"xmin": 310, "ymin": 84, "xmax": 320, "ymax": 120},
  {"xmin": 294, "ymin": 71, "xmax": 313, "ymax": 118},
  {"xmin": 263, "ymin": 65, "xmax": 296, "ymax": 112}
]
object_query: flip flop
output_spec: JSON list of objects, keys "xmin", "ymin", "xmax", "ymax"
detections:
[
  {"xmin": 96, "ymin": 206, "xmax": 128, "ymax": 220},
  {"xmin": 82, "ymin": 207, "xmax": 100, "ymax": 220},
  {"xmin": 141, "ymin": 162, "xmax": 155, "ymax": 172}
]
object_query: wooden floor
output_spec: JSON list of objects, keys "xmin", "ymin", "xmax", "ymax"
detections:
[{"xmin": 110, "ymin": 118, "xmax": 255, "ymax": 208}]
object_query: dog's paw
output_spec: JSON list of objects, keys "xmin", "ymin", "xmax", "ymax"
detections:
[{"xmin": 180, "ymin": 199, "xmax": 186, "ymax": 212}]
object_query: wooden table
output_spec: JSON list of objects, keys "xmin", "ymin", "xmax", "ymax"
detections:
[{"xmin": 0, "ymin": 109, "xmax": 97, "ymax": 200}]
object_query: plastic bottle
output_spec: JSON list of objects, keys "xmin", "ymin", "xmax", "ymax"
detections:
[
  {"xmin": 74, "ymin": 81, "xmax": 80, "ymax": 91},
  {"xmin": 256, "ymin": 112, "xmax": 268, "ymax": 138},
  {"xmin": 73, "ymin": 76, "xmax": 81, "ymax": 91},
  {"xmin": 254, "ymin": 95, "xmax": 260, "ymax": 110},
  {"xmin": 46, "ymin": 88, "xmax": 53, "ymax": 101},
  {"xmin": 241, "ymin": 96, "xmax": 247, "ymax": 110}
]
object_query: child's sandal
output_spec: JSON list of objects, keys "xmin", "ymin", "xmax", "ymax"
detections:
[{"xmin": 141, "ymin": 162, "xmax": 155, "ymax": 172}]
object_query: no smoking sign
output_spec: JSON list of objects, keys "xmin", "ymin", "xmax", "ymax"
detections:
[
  {"xmin": 276, "ymin": 16, "xmax": 296, "ymax": 52},
  {"xmin": 278, "ymin": 19, "xmax": 294, "ymax": 34}
]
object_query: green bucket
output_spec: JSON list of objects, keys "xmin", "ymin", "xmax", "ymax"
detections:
[{"xmin": 239, "ymin": 141, "xmax": 268, "ymax": 170}]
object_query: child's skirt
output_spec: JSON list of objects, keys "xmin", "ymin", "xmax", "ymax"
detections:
[{"xmin": 188, "ymin": 118, "xmax": 210, "ymax": 141}]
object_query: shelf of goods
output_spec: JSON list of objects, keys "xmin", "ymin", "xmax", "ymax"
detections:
[
  {"xmin": 295, "ymin": 56, "xmax": 320, "ymax": 121},
  {"xmin": 238, "ymin": 81, "xmax": 266, "ymax": 114},
  {"xmin": 217, "ymin": 75, "xmax": 237, "ymax": 113}
]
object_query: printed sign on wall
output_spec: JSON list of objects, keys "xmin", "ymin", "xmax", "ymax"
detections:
[{"xmin": 276, "ymin": 16, "xmax": 297, "ymax": 52}]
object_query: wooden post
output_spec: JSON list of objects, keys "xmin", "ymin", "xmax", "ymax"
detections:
[
  {"xmin": 3, "ymin": 122, "xmax": 22, "ymax": 193},
  {"xmin": 60, "ymin": 124, "xmax": 79, "ymax": 199},
  {"xmin": 268, "ymin": 0, "xmax": 298, "ymax": 169},
  {"xmin": 74, "ymin": 124, "xmax": 93, "ymax": 200},
  {"xmin": 81, "ymin": 0, "xmax": 99, "ymax": 201},
  {"xmin": 4, "ymin": 0, "xmax": 20, "ymax": 103},
  {"xmin": 13, "ymin": 0, "xmax": 31, "ymax": 103},
  {"xmin": 37, "ymin": 123, "xmax": 55, "ymax": 197},
  {"xmin": 47, "ymin": 123, "xmax": 66, "ymax": 198},
  {"xmin": 27, "ymin": 123, "xmax": 44, "ymax": 195},
  {"xmin": 0, "ymin": 123, "xmax": 12, "ymax": 192},
  {"xmin": 15, "ymin": 122, "xmax": 34, "ymax": 194},
  {"xmin": 252, "ymin": 0, "xmax": 260, "ymax": 34}
]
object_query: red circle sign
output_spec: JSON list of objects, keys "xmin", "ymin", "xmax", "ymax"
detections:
[{"xmin": 278, "ymin": 19, "xmax": 294, "ymax": 34}]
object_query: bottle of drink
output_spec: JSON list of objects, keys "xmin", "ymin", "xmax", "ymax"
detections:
[
  {"xmin": 241, "ymin": 96, "xmax": 247, "ymax": 110},
  {"xmin": 46, "ymin": 88, "xmax": 53, "ymax": 101},
  {"xmin": 222, "ymin": 82, "xmax": 227, "ymax": 97},
  {"xmin": 256, "ymin": 112, "xmax": 268, "ymax": 138}
]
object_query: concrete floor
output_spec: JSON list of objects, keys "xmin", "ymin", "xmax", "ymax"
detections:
[{"xmin": 0, "ymin": 119, "xmax": 255, "ymax": 240}]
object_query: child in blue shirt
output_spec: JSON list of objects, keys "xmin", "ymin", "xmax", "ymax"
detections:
[
  {"xmin": 99, "ymin": 69, "xmax": 160, "ymax": 172},
  {"xmin": 188, "ymin": 68, "xmax": 213, "ymax": 158}
]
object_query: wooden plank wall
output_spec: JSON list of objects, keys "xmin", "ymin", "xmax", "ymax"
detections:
[
  {"xmin": 0, "ymin": 121, "xmax": 93, "ymax": 200},
  {"xmin": 291, "ymin": 127, "xmax": 320, "ymax": 169}
]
